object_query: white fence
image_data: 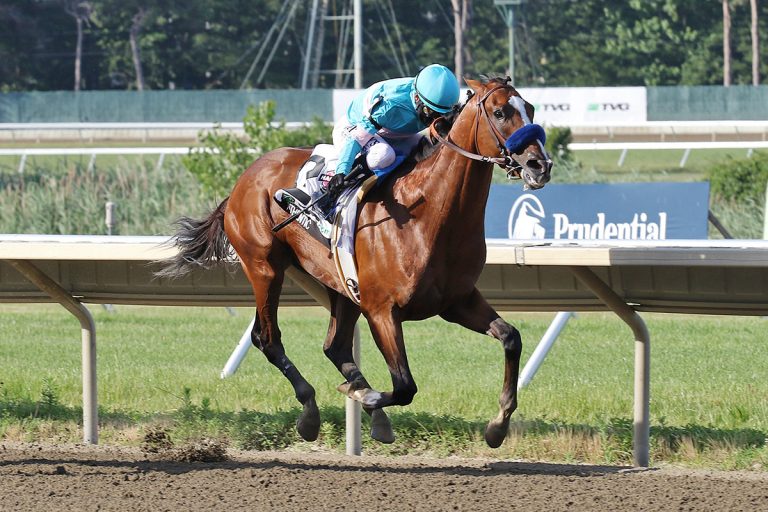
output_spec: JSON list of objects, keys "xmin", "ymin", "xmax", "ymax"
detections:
[{"xmin": 3, "ymin": 139, "xmax": 768, "ymax": 174}]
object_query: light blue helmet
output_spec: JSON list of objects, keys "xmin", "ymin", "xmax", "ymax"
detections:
[{"xmin": 414, "ymin": 64, "xmax": 460, "ymax": 114}]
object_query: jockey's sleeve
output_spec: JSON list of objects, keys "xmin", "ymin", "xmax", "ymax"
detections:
[{"xmin": 336, "ymin": 117, "xmax": 378, "ymax": 175}]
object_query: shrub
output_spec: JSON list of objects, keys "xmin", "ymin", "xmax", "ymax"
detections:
[
  {"xmin": 183, "ymin": 101, "xmax": 332, "ymax": 199},
  {"xmin": 545, "ymin": 126, "xmax": 573, "ymax": 161},
  {"xmin": 708, "ymin": 152, "xmax": 768, "ymax": 204},
  {"xmin": 0, "ymin": 158, "xmax": 205, "ymax": 235}
]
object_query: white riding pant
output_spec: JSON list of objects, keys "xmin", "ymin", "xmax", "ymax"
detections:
[{"xmin": 332, "ymin": 116, "xmax": 424, "ymax": 172}]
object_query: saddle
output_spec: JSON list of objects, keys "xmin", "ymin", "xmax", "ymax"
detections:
[{"xmin": 274, "ymin": 145, "xmax": 378, "ymax": 303}]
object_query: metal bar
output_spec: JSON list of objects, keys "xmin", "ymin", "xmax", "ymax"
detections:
[
  {"xmin": 255, "ymin": 0, "xmax": 300, "ymax": 87},
  {"xmin": 570, "ymin": 141, "xmax": 768, "ymax": 151},
  {"xmin": 301, "ymin": 0, "xmax": 320, "ymax": 89},
  {"xmin": 764, "ymin": 181, "xmax": 768, "ymax": 240},
  {"xmin": 87, "ymin": 153, "xmax": 96, "ymax": 173},
  {"xmin": 346, "ymin": 323, "xmax": 362, "ymax": 455},
  {"xmin": 353, "ymin": 0, "xmax": 363, "ymax": 88},
  {"xmin": 679, "ymin": 148, "xmax": 691, "ymax": 168},
  {"xmin": 708, "ymin": 210, "xmax": 734, "ymax": 239},
  {"xmin": 17, "ymin": 153, "xmax": 27, "ymax": 174},
  {"xmin": 569, "ymin": 266, "xmax": 650, "ymax": 468},
  {"xmin": 617, "ymin": 148, "xmax": 628, "ymax": 167},
  {"xmin": 518, "ymin": 311, "xmax": 573, "ymax": 389},
  {"xmin": 220, "ymin": 316, "xmax": 256, "ymax": 379},
  {"xmin": 5, "ymin": 260, "xmax": 98, "ymax": 444}
]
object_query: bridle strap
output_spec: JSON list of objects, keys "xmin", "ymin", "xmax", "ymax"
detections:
[
  {"xmin": 428, "ymin": 121, "xmax": 507, "ymax": 166},
  {"xmin": 428, "ymin": 84, "xmax": 519, "ymax": 169}
]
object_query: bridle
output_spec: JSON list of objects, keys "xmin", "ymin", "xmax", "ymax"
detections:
[{"xmin": 428, "ymin": 84, "xmax": 543, "ymax": 180}]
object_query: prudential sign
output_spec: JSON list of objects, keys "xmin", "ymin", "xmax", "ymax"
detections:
[{"xmin": 486, "ymin": 183, "xmax": 710, "ymax": 241}]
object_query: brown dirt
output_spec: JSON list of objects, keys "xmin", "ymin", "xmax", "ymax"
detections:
[{"xmin": 1, "ymin": 442, "xmax": 767, "ymax": 511}]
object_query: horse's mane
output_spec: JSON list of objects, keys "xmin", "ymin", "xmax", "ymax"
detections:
[{"xmin": 479, "ymin": 74, "xmax": 513, "ymax": 86}]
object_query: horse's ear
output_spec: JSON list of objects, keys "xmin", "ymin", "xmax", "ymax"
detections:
[{"xmin": 464, "ymin": 77, "xmax": 483, "ymax": 95}]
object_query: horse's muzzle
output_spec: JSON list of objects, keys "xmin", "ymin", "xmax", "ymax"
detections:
[{"xmin": 520, "ymin": 154, "xmax": 552, "ymax": 190}]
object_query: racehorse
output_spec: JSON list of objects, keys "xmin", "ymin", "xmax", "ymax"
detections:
[{"xmin": 158, "ymin": 76, "xmax": 552, "ymax": 448}]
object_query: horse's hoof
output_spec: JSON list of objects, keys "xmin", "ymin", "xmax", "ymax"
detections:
[
  {"xmin": 296, "ymin": 397, "xmax": 320, "ymax": 442},
  {"xmin": 338, "ymin": 382, "xmax": 385, "ymax": 408},
  {"xmin": 484, "ymin": 420, "xmax": 508, "ymax": 449},
  {"xmin": 337, "ymin": 381, "xmax": 353, "ymax": 395},
  {"xmin": 370, "ymin": 409, "xmax": 395, "ymax": 444}
]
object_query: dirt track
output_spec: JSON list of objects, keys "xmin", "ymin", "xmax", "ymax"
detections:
[{"xmin": 1, "ymin": 443, "xmax": 767, "ymax": 511}]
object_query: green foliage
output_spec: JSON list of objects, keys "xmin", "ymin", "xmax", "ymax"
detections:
[
  {"xmin": 182, "ymin": 100, "xmax": 331, "ymax": 198},
  {"xmin": 0, "ymin": 157, "xmax": 206, "ymax": 235},
  {"xmin": 39, "ymin": 378, "xmax": 61, "ymax": 413},
  {"xmin": 545, "ymin": 126, "xmax": 573, "ymax": 161},
  {"xmin": 708, "ymin": 152, "xmax": 768, "ymax": 204},
  {"xmin": 706, "ymin": 151, "xmax": 767, "ymax": 239},
  {"xmin": 2, "ymin": 0, "xmax": 766, "ymax": 90}
]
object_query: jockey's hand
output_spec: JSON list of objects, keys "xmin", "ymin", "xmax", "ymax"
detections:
[{"xmin": 326, "ymin": 172, "xmax": 346, "ymax": 196}]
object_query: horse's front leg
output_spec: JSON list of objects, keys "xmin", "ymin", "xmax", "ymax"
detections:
[
  {"xmin": 440, "ymin": 288, "xmax": 521, "ymax": 448},
  {"xmin": 342, "ymin": 305, "xmax": 417, "ymax": 410},
  {"xmin": 323, "ymin": 293, "xmax": 394, "ymax": 443}
]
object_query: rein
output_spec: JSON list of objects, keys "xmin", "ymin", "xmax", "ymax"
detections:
[{"xmin": 428, "ymin": 84, "xmax": 532, "ymax": 179}]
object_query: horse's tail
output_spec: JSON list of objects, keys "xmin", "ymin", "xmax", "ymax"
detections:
[{"xmin": 155, "ymin": 198, "xmax": 231, "ymax": 279}]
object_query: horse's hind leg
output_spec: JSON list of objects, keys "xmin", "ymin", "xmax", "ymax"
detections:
[
  {"xmin": 243, "ymin": 265, "xmax": 320, "ymax": 442},
  {"xmin": 440, "ymin": 288, "xmax": 521, "ymax": 449},
  {"xmin": 323, "ymin": 293, "xmax": 394, "ymax": 443}
]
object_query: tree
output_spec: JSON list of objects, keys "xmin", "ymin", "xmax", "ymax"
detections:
[
  {"xmin": 62, "ymin": 1, "xmax": 92, "ymax": 91},
  {"xmin": 1, "ymin": 0, "xmax": 766, "ymax": 90},
  {"xmin": 128, "ymin": 6, "xmax": 147, "ymax": 90},
  {"xmin": 723, "ymin": 0, "xmax": 732, "ymax": 86},
  {"xmin": 750, "ymin": 0, "xmax": 759, "ymax": 85},
  {"xmin": 450, "ymin": 0, "xmax": 471, "ymax": 80}
]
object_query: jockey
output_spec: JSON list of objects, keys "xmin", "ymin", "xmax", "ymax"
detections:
[{"xmin": 275, "ymin": 64, "xmax": 460, "ymax": 218}]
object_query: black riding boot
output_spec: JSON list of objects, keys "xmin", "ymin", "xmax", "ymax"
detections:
[{"xmin": 274, "ymin": 187, "xmax": 311, "ymax": 213}]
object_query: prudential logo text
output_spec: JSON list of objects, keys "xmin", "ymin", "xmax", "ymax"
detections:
[{"xmin": 507, "ymin": 194, "xmax": 668, "ymax": 240}]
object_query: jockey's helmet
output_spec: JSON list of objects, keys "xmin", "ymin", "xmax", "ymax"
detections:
[{"xmin": 414, "ymin": 64, "xmax": 460, "ymax": 114}]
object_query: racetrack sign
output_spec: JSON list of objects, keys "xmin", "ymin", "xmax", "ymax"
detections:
[{"xmin": 485, "ymin": 182, "xmax": 710, "ymax": 240}]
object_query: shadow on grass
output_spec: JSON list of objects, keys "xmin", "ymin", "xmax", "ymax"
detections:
[
  {"xmin": 2, "ymin": 398, "xmax": 765, "ymax": 460},
  {"xmin": 0, "ymin": 397, "xmax": 164, "ymax": 425}
]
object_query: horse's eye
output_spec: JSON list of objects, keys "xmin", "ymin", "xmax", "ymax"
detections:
[{"xmin": 493, "ymin": 109, "xmax": 504, "ymax": 119}]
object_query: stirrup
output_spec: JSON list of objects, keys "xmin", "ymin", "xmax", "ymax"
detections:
[{"xmin": 274, "ymin": 187, "xmax": 311, "ymax": 213}]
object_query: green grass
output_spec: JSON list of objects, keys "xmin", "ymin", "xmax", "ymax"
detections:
[
  {"xmin": 0, "ymin": 156, "xmax": 209, "ymax": 235},
  {"xmin": 573, "ymin": 148, "xmax": 755, "ymax": 180},
  {"xmin": 1, "ymin": 304, "xmax": 766, "ymax": 469}
]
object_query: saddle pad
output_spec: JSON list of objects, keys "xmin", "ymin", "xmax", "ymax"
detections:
[{"xmin": 331, "ymin": 175, "xmax": 378, "ymax": 304}]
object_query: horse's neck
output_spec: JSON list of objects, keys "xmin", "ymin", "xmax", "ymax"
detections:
[
  {"xmin": 422, "ymin": 115, "xmax": 493, "ymax": 227},
  {"xmin": 404, "ymin": 125, "xmax": 494, "ymax": 242}
]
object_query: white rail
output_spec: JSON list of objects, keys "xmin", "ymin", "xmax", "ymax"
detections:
[{"xmin": 2, "ymin": 139, "xmax": 767, "ymax": 158}]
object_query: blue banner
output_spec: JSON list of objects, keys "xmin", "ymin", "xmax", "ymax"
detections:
[{"xmin": 485, "ymin": 182, "xmax": 710, "ymax": 240}]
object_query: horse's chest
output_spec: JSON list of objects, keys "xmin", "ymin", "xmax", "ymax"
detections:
[{"xmin": 398, "ymin": 250, "xmax": 484, "ymax": 312}]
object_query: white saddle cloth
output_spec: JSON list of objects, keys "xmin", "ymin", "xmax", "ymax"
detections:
[{"xmin": 295, "ymin": 144, "xmax": 375, "ymax": 304}]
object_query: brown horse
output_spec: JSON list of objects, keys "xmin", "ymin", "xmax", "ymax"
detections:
[{"xmin": 159, "ymin": 76, "xmax": 552, "ymax": 448}]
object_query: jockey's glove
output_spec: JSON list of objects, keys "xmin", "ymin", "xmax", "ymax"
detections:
[{"xmin": 326, "ymin": 172, "xmax": 347, "ymax": 197}]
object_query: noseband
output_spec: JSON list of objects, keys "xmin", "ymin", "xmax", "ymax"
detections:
[{"xmin": 429, "ymin": 84, "xmax": 547, "ymax": 179}]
